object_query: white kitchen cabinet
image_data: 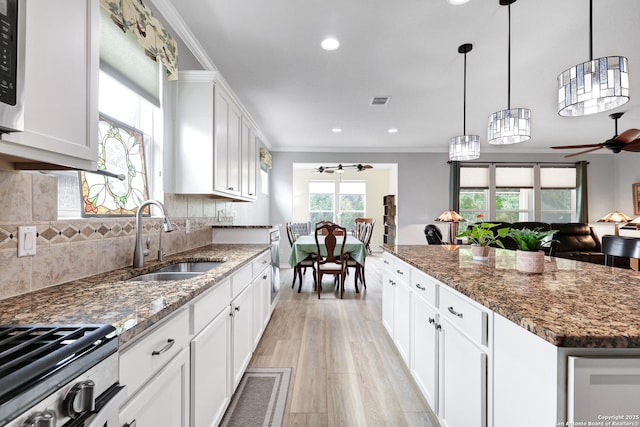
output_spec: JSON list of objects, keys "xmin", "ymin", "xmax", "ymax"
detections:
[
  {"xmin": 411, "ymin": 289, "xmax": 439, "ymax": 411},
  {"xmin": 175, "ymin": 71, "xmax": 254, "ymax": 201},
  {"xmin": 240, "ymin": 118, "xmax": 257, "ymax": 200},
  {"xmin": 191, "ymin": 306, "xmax": 230, "ymax": 427},
  {"xmin": 252, "ymin": 260, "xmax": 271, "ymax": 349},
  {"xmin": 231, "ymin": 283, "xmax": 253, "ymax": 391},
  {"xmin": 215, "ymin": 85, "xmax": 241, "ymax": 196},
  {"xmin": 439, "ymin": 315, "xmax": 487, "ymax": 427},
  {"xmin": 120, "ymin": 347, "xmax": 190, "ymax": 427},
  {"xmin": 381, "ymin": 259, "xmax": 395, "ymax": 336},
  {"xmin": 394, "ymin": 273, "xmax": 412, "ymax": 365},
  {"xmin": 0, "ymin": 0, "xmax": 99, "ymax": 170}
]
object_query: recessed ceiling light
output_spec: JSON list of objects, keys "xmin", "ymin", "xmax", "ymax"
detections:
[
  {"xmin": 388, "ymin": 128, "xmax": 399, "ymax": 133},
  {"xmin": 448, "ymin": 0, "xmax": 470, "ymax": 4},
  {"xmin": 321, "ymin": 37, "xmax": 340, "ymax": 51},
  {"xmin": 332, "ymin": 128, "xmax": 342, "ymax": 133}
]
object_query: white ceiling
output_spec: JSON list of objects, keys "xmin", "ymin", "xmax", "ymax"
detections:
[{"xmin": 159, "ymin": 0, "xmax": 640, "ymax": 156}]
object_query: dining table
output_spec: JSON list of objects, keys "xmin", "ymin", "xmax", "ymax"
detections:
[{"xmin": 288, "ymin": 235, "xmax": 367, "ymax": 268}]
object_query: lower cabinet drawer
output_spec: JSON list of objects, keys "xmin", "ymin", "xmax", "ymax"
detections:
[
  {"xmin": 411, "ymin": 269, "xmax": 438, "ymax": 307},
  {"xmin": 192, "ymin": 279, "xmax": 231, "ymax": 334},
  {"xmin": 120, "ymin": 308, "xmax": 190, "ymax": 397},
  {"xmin": 440, "ymin": 286, "xmax": 489, "ymax": 346}
]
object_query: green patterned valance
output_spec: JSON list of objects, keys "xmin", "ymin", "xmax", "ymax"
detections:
[
  {"xmin": 260, "ymin": 147, "xmax": 272, "ymax": 171},
  {"xmin": 100, "ymin": 0, "xmax": 178, "ymax": 80}
]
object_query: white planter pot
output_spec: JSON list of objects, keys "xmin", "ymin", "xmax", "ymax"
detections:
[
  {"xmin": 516, "ymin": 250, "xmax": 545, "ymax": 274},
  {"xmin": 471, "ymin": 245, "xmax": 490, "ymax": 260}
]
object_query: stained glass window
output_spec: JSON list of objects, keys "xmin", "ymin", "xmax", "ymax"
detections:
[{"xmin": 80, "ymin": 114, "xmax": 150, "ymax": 217}]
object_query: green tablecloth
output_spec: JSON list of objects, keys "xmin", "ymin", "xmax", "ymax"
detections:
[{"xmin": 288, "ymin": 235, "xmax": 366, "ymax": 267}]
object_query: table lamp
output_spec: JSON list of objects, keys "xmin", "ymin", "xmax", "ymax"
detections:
[
  {"xmin": 436, "ymin": 210, "xmax": 466, "ymax": 243},
  {"xmin": 598, "ymin": 211, "xmax": 633, "ymax": 236}
]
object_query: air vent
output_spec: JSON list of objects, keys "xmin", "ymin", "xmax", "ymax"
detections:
[{"xmin": 371, "ymin": 96, "xmax": 390, "ymax": 106}]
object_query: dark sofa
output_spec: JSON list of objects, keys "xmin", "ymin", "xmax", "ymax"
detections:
[{"xmin": 485, "ymin": 221, "xmax": 605, "ymax": 264}]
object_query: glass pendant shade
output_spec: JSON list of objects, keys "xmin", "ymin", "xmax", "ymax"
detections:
[
  {"xmin": 449, "ymin": 135, "xmax": 480, "ymax": 160},
  {"xmin": 558, "ymin": 56, "xmax": 630, "ymax": 116},
  {"xmin": 487, "ymin": 108, "xmax": 531, "ymax": 145}
]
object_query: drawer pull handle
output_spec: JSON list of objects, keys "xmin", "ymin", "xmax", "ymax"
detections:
[
  {"xmin": 383, "ymin": 260, "xmax": 389, "ymax": 265},
  {"xmin": 435, "ymin": 323, "xmax": 442, "ymax": 331},
  {"xmin": 152, "ymin": 338, "xmax": 175, "ymax": 356},
  {"xmin": 416, "ymin": 284, "xmax": 425, "ymax": 291},
  {"xmin": 448, "ymin": 306, "xmax": 463, "ymax": 318},
  {"xmin": 263, "ymin": 260, "xmax": 268, "ymax": 264},
  {"xmin": 396, "ymin": 269, "xmax": 404, "ymax": 275},
  {"xmin": 428, "ymin": 317, "xmax": 435, "ymax": 324},
  {"xmin": 235, "ymin": 306, "xmax": 241, "ymax": 312},
  {"xmin": 263, "ymin": 275, "xmax": 268, "ymax": 280}
]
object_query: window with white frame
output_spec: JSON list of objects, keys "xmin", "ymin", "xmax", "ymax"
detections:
[
  {"xmin": 308, "ymin": 180, "xmax": 366, "ymax": 229},
  {"xmin": 458, "ymin": 164, "xmax": 577, "ymax": 228}
]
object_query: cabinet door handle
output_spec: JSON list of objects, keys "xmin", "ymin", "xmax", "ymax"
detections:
[
  {"xmin": 151, "ymin": 339, "xmax": 175, "ymax": 356},
  {"xmin": 416, "ymin": 284, "xmax": 425, "ymax": 291},
  {"xmin": 123, "ymin": 420, "xmax": 137, "ymax": 427},
  {"xmin": 447, "ymin": 306, "xmax": 464, "ymax": 318},
  {"xmin": 428, "ymin": 317, "xmax": 435, "ymax": 324},
  {"xmin": 263, "ymin": 275, "xmax": 268, "ymax": 280},
  {"xmin": 235, "ymin": 306, "xmax": 241, "ymax": 312},
  {"xmin": 228, "ymin": 187, "xmax": 234, "ymax": 191},
  {"xmin": 435, "ymin": 323, "xmax": 442, "ymax": 331}
]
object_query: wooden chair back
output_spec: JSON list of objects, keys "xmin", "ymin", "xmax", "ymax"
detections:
[
  {"xmin": 285, "ymin": 222, "xmax": 297, "ymax": 246},
  {"xmin": 314, "ymin": 221, "xmax": 348, "ymax": 298}
]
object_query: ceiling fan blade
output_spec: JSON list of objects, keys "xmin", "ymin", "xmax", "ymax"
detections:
[
  {"xmin": 563, "ymin": 146, "xmax": 604, "ymax": 158},
  {"xmin": 616, "ymin": 128, "xmax": 640, "ymax": 143},
  {"xmin": 621, "ymin": 139, "xmax": 640, "ymax": 152},
  {"xmin": 550, "ymin": 143, "xmax": 603, "ymax": 149}
]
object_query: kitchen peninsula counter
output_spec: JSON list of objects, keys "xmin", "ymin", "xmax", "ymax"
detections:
[
  {"xmin": 385, "ymin": 244, "xmax": 640, "ymax": 348},
  {"xmin": 0, "ymin": 244, "xmax": 269, "ymax": 346}
]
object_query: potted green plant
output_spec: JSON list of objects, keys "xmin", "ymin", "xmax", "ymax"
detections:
[
  {"xmin": 507, "ymin": 227, "xmax": 557, "ymax": 273},
  {"xmin": 457, "ymin": 222, "xmax": 510, "ymax": 260}
]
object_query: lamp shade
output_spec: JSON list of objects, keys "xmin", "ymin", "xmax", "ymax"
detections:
[
  {"xmin": 449, "ymin": 135, "xmax": 480, "ymax": 160},
  {"xmin": 558, "ymin": 56, "xmax": 629, "ymax": 116},
  {"xmin": 598, "ymin": 211, "xmax": 632, "ymax": 223},
  {"xmin": 436, "ymin": 210, "xmax": 466, "ymax": 222},
  {"xmin": 487, "ymin": 108, "xmax": 531, "ymax": 145}
]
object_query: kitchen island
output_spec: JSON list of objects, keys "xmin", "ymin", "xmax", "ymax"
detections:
[{"xmin": 383, "ymin": 244, "xmax": 640, "ymax": 427}]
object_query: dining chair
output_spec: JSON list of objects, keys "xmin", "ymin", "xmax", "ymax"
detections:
[
  {"xmin": 286, "ymin": 222, "xmax": 316, "ymax": 291},
  {"xmin": 601, "ymin": 235, "xmax": 640, "ymax": 269},
  {"xmin": 424, "ymin": 224, "xmax": 443, "ymax": 245},
  {"xmin": 315, "ymin": 221, "xmax": 348, "ymax": 298},
  {"xmin": 357, "ymin": 219, "xmax": 375, "ymax": 254},
  {"xmin": 347, "ymin": 221, "xmax": 372, "ymax": 290}
]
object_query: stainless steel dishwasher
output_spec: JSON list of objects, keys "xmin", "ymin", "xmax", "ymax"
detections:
[{"xmin": 269, "ymin": 228, "xmax": 280, "ymax": 308}]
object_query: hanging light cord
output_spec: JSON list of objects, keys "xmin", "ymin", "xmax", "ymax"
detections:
[
  {"xmin": 507, "ymin": 2, "xmax": 511, "ymax": 110},
  {"xmin": 588, "ymin": 0, "xmax": 593, "ymax": 61},
  {"xmin": 463, "ymin": 49, "xmax": 467, "ymax": 135}
]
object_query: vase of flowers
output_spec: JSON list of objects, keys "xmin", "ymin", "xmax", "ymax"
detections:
[
  {"xmin": 457, "ymin": 220, "xmax": 510, "ymax": 260},
  {"xmin": 507, "ymin": 227, "xmax": 557, "ymax": 273}
]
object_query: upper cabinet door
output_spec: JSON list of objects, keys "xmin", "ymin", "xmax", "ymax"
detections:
[
  {"xmin": 0, "ymin": 0, "xmax": 99, "ymax": 170},
  {"xmin": 240, "ymin": 118, "xmax": 257, "ymax": 200}
]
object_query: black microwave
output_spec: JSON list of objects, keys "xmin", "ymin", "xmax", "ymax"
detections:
[{"xmin": 0, "ymin": 0, "xmax": 23, "ymax": 133}]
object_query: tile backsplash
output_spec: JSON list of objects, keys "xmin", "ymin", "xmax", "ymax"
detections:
[{"xmin": 0, "ymin": 170, "xmax": 229, "ymax": 300}]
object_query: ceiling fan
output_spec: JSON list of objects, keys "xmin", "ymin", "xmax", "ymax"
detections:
[
  {"xmin": 551, "ymin": 112, "xmax": 640, "ymax": 158},
  {"xmin": 315, "ymin": 164, "xmax": 373, "ymax": 173}
]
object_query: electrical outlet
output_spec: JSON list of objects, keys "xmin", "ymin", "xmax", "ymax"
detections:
[
  {"xmin": 185, "ymin": 220, "xmax": 191, "ymax": 234},
  {"xmin": 18, "ymin": 226, "xmax": 37, "ymax": 257}
]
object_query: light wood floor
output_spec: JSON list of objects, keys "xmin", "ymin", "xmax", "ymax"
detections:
[{"xmin": 249, "ymin": 253, "xmax": 440, "ymax": 426}]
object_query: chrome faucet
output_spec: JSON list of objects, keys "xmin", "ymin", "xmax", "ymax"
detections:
[{"xmin": 133, "ymin": 200, "xmax": 174, "ymax": 268}]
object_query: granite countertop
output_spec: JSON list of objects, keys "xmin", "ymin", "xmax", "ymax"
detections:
[
  {"xmin": 385, "ymin": 244, "xmax": 640, "ymax": 348},
  {"xmin": 0, "ymin": 244, "xmax": 269, "ymax": 347}
]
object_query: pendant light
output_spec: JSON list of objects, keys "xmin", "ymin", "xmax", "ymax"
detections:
[
  {"xmin": 449, "ymin": 43, "xmax": 480, "ymax": 161},
  {"xmin": 557, "ymin": 0, "xmax": 629, "ymax": 116},
  {"xmin": 488, "ymin": 0, "xmax": 531, "ymax": 145}
]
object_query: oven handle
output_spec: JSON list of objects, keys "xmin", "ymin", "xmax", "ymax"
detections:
[{"xmin": 85, "ymin": 384, "xmax": 127, "ymax": 427}]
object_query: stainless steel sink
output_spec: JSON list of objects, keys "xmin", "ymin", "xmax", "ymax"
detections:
[
  {"xmin": 154, "ymin": 261, "xmax": 224, "ymax": 273},
  {"xmin": 127, "ymin": 271, "xmax": 203, "ymax": 282}
]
